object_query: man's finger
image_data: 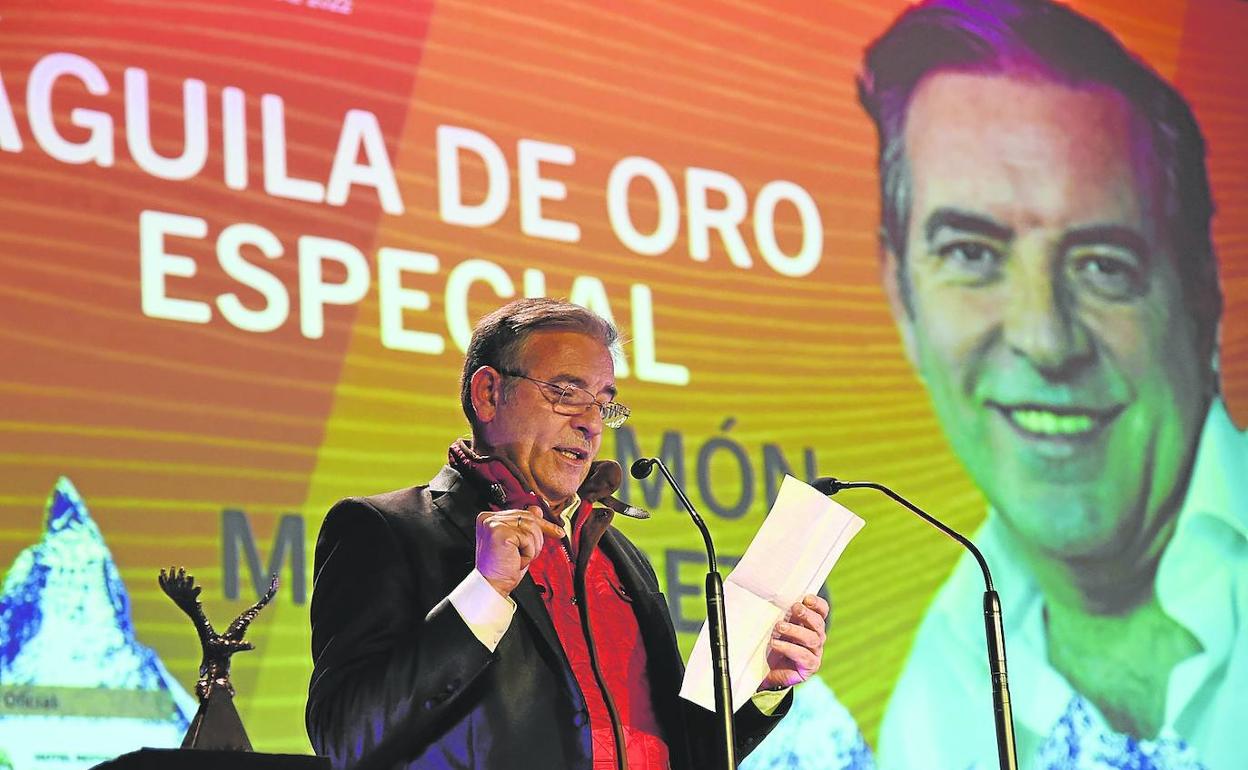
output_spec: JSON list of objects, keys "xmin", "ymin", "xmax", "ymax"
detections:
[
  {"xmin": 518, "ymin": 518, "xmax": 549, "ymax": 562},
  {"xmin": 768, "ymin": 638, "xmax": 820, "ymax": 674},
  {"xmin": 789, "ymin": 602, "xmax": 828, "ymax": 642},
  {"xmin": 478, "ymin": 509, "xmax": 565, "ymax": 548},
  {"xmin": 773, "ymin": 619, "xmax": 822, "ymax": 650},
  {"xmin": 515, "ymin": 530, "xmax": 538, "ymax": 559},
  {"xmin": 801, "ymin": 594, "xmax": 831, "ymax": 621},
  {"xmin": 537, "ymin": 519, "xmax": 566, "ymax": 539},
  {"xmin": 516, "ymin": 505, "xmax": 565, "ymax": 540}
]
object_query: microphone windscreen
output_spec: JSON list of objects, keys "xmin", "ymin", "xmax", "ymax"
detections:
[
  {"xmin": 630, "ymin": 458, "xmax": 655, "ymax": 479},
  {"xmin": 811, "ymin": 477, "xmax": 842, "ymax": 495}
]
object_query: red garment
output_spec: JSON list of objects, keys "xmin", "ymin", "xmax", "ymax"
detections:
[
  {"xmin": 446, "ymin": 440, "xmax": 669, "ymax": 769},
  {"xmin": 526, "ymin": 501, "xmax": 671, "ymax": 770}
]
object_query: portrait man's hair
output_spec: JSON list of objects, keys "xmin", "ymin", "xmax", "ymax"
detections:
[
  {"xmin": 857, "ymin": 0, "xmax": 1222, "ymax": 361},
  {"xmin": 459, "ymin": 297, "xmax": 620, "ymax": 431}
]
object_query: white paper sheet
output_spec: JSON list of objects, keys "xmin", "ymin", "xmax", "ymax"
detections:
[{"xmin": 679, "ymin": 474, "xmax": 865, "ymax": 712}]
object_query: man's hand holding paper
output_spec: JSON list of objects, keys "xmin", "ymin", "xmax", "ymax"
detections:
[
  {"xmin": 680, "ymin": 474, "xmax": 865, "ymax": 712},
  {"xmin": 759, "ymin": 594, "xmax": 831, "ymax": 692}
]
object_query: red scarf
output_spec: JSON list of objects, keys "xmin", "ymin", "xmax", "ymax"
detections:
[{"xmin": 448, "ymin": 441, "xmax": 670, "ymax": 770}]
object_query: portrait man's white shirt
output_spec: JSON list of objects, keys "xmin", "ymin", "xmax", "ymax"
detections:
[{"xmin": 878, "ymin": 400, "xmax": 1248, "ymax": 770}]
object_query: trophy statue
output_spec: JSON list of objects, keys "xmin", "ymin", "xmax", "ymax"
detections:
[{"xmin": 158, "ymin": 566, "xmax": 279, "ymax": 751}]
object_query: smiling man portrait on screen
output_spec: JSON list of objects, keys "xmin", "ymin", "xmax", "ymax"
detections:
[{"xmin": 856, "ymin": 0, "xmax": 1246, "ymax": 768}]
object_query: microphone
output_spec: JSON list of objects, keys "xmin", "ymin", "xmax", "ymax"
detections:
[
  {"xmin": 630, "ymin": 458, "xmax": 656, "ymax": 480},
  {"xmin": 631, "ymin": 459, "xmax": 716, "ymax": 571},
  {"xmin": 810, "ymin": 477, "xmax": 842, "ymax": 494},
  {"xmin": 813, "ymin": 477, "xmax": 1018, "ymax": 770},
  {"xmin": 632, "ymin": 456, "xmax": 735, "ymax": 770},
  {"xmin": 812, "ymin": 478, "xmax": 976, "ymax": 555}
]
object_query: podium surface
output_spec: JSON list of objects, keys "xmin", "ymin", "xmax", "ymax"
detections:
[{"xmin": 92, "ymin": 748, "xmax": 330, "ymax": 770}]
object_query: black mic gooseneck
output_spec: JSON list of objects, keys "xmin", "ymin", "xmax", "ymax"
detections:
[
  {"xmin": 631, "ymin": 458, "xmax": 736, "ymax": 770},
  {"xmin": 812, "ymin": 477, "xmax": 1018, "ymax": 770}
]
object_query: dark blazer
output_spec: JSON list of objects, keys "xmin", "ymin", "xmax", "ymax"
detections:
[{"xmin": 306, "ymin": 466, "xmax": 788, "ymax": 769}]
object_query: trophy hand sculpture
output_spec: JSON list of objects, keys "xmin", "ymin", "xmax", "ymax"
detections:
[{"xmin": 158, "ymin": 566, "xmax": 279, "ymax": 751}]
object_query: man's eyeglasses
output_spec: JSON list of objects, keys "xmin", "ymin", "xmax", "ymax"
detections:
[{"xmin": 497, "ymin": 369, "xmax": 631, "ymax": 428}]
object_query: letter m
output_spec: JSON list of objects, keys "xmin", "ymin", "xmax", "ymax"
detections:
[{"xmin": 222, "ymin": 509, "xmax": 306, "ymax": 604}]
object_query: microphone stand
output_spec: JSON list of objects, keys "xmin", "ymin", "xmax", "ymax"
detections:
[
  {"xmin": 814, "ymin": 478, "xmax": 1018, "ymax": 770},
  {"xmin": 632, "ymin": 458, "xmax": 736, "ymax": 770}
]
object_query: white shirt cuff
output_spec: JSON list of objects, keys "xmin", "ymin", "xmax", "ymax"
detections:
[{"xmin": 444, "ymin": 568, "xmax": 516, "ymax": 652}]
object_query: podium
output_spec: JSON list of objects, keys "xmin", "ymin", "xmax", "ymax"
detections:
[{"xmin": 91, "ymin": 749, "xmax": 330, "ymax": 769}]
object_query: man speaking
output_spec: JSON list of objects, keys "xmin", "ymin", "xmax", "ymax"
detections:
[
  {"xmin": 305, "ymin": 298, "xmax": 829, "ymax": 769},
  {"xmin": 857, "ymin": 0, "xmax": 1246, "ymax": 768}
]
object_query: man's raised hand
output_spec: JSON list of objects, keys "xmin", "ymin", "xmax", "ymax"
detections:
[{"xmin": 475, "ymin": 506, "xmax": 566, "ymax": 597}]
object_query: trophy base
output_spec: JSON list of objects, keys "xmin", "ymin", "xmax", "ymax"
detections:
[{"xmin": 182, "ymin": 687, "xmax": 252, "ymax": 751}]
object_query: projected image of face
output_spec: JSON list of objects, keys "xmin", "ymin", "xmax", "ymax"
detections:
[{"xmin": 887, "ymin": 72, "xmax": 1213, "ymax": 559}]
